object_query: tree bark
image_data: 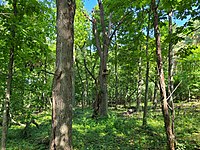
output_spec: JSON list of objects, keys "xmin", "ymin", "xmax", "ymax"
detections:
[
  {"xmin": 115, "ymin": 36, "xmax": 119, "ymax": 108},
  {"xmin": 92, "ymin": 0, "xmax": 109, "ymax": 117},
  {"xmin": 91, "ymin": 1, "xmax": 129, "ymax": 117},
  {"xmin": 143, "ymin": 10, "xmax": 150, "ymax": 126},
  {"xmin": 98, "ymin": 0, "xmax": 109, "ymax": 116},
  {"xmin": 136, "ymin": 47, "xmax": 142, "ymax": 112},
  {"xmin": 50, "ymin": 0, "xmax": 75, "ymax": 149},
  {"xmin": 1, "ymin": 0, "xmax": 17, "ymax": 149},
  {"xmin": 152, "ymin": 0, "xmax": 175, "ymax": 149},
  {"xmin": 153, "ymin": 71, "xmax": 158, "ymax": 109},
  {"xmin": 75, "ymin": 59, "xmax": 85, "ymax": 109},
  {"xmin": 168, "ymin": 10, "xmax": 175, "ymax": 137}
]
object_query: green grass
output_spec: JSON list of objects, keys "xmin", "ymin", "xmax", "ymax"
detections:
[{"xmin": 0, "ymin": 101, "xmax": 200, "ymax": 150}]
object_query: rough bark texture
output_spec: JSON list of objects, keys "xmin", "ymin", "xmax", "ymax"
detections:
[
  {"xmin": 92, "ymin": 0, "xmax": 109, "ymax": 117},
  {"xmin": 152, "ymin": 0, "xmax": 175, "ymax": 149},
  {"xmin": 98, "ymin": 0, "xmax": 109, "ymax": 116},
  {"xmin": 50, "ymin": 0, "xmax": 75, "ymax": 149},
  {"xmin": 1, "ymin": 0, "xmax": 17, "ymax": 149},
  {"xmin": 143, "ymin": 10, "xmax": 150, "ymax": 126},
  {"xmin": 91, "ymin": 0, "xmax": 129, "ymax": 117}
]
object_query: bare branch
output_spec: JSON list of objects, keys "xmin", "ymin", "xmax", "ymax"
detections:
[
  {"xmin": 0, "ymin": 13, "xmax": 11, "ymax": 17},
  {"xmin": 166, "ymin": 81, "xmax": 182, "ymax": 102},
  {"xmin": 92, "ymin": 20, "xmax": 102, "ymax": 55},
  {"xmin": 186, "ymin": 26, "xmax": 200, "ymax": 35},
  {"xmin": 40, "ymin": 69, "xmax": 55, "ymax": 75},
  {"xmin": 77, "ymin": 43, "xmax": 98, "ymax": 85}
]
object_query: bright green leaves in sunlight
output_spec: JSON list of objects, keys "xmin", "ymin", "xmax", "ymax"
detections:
[{"xmin": 0, "ymin": 0, "xmax": 55, "ymax": 124}]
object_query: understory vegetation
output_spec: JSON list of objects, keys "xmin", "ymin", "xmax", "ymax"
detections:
[{"xmin": 1, "ymin": 101, "xmax": 199, "ymax": 150}]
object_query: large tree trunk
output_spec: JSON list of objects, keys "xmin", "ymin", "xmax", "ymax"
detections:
[
  {"xmin": 1, "ymin": 0, "xmax": 17, "ymax": 149},
  {"xmin": 50, "ymin": 0, "xmax": 75, "ymax": 149},
  {"xmin": 98, "ymin": 0, "xmax": 109, "ymax": 116},
  {"xmin": 99, "ymin": 52, "xmax": 108, "ymax": 116},
  {"xmin": 152, "ymin": 0, "xmax": 175, "ymax": 149},
  {"xmin": 92, "ymin": 0, "xmax": 109, "ymax": 117},
  {"xmin": 143, "ymin": 10, "xmax": 150, "ymax": 126},
  {"xmin": 92, "ymin": 0, "xmax": 128, "ymax": 117}
]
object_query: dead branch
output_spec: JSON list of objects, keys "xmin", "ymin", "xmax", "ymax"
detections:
[{"xmin": 166, "ymin": 81, "xmax": 182, "ymax": 102}]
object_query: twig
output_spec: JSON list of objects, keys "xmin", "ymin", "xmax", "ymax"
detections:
[
  {"xmin": 40, "ymin": 69, "xmax": 55, "ymax": 75},
  {"xmin": 186, "ymin": 26, "xmax": 200, "ymax": 35},
  {"xmin": 77, "ymin": 43, "xmax": 98, "ymax": 85},
  {"xmin": 0, "ymin": 13, "xmax": 11, "ymax": 17},
  {"xmin": 166, "ymin": 81, "xmax": 182, "ymax": 102}
]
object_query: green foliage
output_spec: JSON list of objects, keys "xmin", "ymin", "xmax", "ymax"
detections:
[{"xmin": 0, "ymin": 0, "xmax": 55, "ymax": 126}]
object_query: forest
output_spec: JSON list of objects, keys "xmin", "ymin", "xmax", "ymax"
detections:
[{"xmin": 0, "ymin": 0, "xmax": 200, "ymax": 150}]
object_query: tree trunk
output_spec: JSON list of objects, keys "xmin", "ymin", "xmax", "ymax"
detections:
[
  {"xmin": 143, "ymin": 10, "xmax": 150, "ymax": 126},
  {"xmin": 99, "ymin": 52, "xmax": 108, "ymax": 116},
  {"xmin": 115, "ymin": 35, "xmax": 119, "ymax": 108},
  {"xmin": 92, "ymin": 0, "xmax": 109, "ymax": 117},
  {"xmin": 168, "ymin": 10, "xmax": 175, "ymax": 137},
  {"xmin": 136, "ymin": 48, "xmax": 142, "ymax": 112},
  {"xmin": 75, "ymin": 59, "xmax": 85, "ymax": 109},
  {"xmin": 1, "ymin": 45, "xmax": 14, "ymax": 150},
  {"xmin": 153, "ymin": 72, "xmax": 158, "ymax": 109},
  {"xmin": 188, "ymin": 86, "xmax": 191, "ymax": 102},
  {"xmin": 50, "ymin": 0, "xmax": 75, "ymax": 149},
  {"xmin": 152, "ymin": 0, "xmax": 175, "ymax": 149},
  {"xmin": 98, "ymin": 0, "xmax": 109, "ymax": 116},
  {"xmin": 168, "ymin": 11, "xmax": 174, "ymax": 103},
  {"xmin": 1, "ymin": 0, "xmax": 17, "ymax": 149}
]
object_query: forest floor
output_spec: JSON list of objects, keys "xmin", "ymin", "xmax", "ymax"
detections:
[{"xmin": 0, "ymin": 101, "xmax": 200, "ymax": 150}]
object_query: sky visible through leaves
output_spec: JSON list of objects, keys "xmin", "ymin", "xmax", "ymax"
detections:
[
  {"xmin": 84, "ymin": 0, "xmax": 97, "ymax": 12},
  {"xmin": 0, "ymin": 0, "xmax": 187, "ymax": 26},
  {"xmin": 83, "ymin": 0, "xmax": 187, "ymax": 26}
]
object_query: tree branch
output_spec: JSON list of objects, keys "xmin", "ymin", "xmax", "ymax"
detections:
[
  {"xmin": 166, "ymin": 81, "xmax": 182, "ymax": 102},
  {"xmin": 0, "ymin": 13, "xmax": 11, "ymax": 17},
  {"xmin": 92, "ymin": 20, "xmax": 102, "ymax": 56},
  {"xmin": 77, "ymin": 43, "xmax": 98, "ymax": 85},
  {"xmin": 81, "ymin": 10, "xmax": 102, "ymax": 55},
  {"xmin": 186, "ymin": 26, "xmax": 200, "ymax": 35},
  {"xmin": 39, "ymin": 69, "xmax": 55, "ymax": 75}
]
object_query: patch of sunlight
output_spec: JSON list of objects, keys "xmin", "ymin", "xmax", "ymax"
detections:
[
  {"xmin": 149, "ymin": 119, "xmax": 163, "ymax": 128},
  {"xmin": 116, "ymin": 132, "xmax": 126, "ymax": 138},
  {"xmin": 60, "ymin": 124, "xmax": 68, "ymax": 134},
  {"xmin": 76, "ymin": 128, "xmax": 85, "ymax": 133},
  {"xmin": 190, "ymin": 132, "xmax": 200, "ymax": 141},
  {"xmin": 10, "ymin": 125, "xmax": 23, "ymax": 130},
  {"xmin": 73, "ymin": 124, "xmax": 79, "ymax": 128},
  {"xmin": 99, "ymin": 132, "xmax": 106, "ymax": 137}
]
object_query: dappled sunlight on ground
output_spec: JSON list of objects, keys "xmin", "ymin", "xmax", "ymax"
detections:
[{"xmin": 0, "ymin": 101, "xmax": 199, "ymax": 149}]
